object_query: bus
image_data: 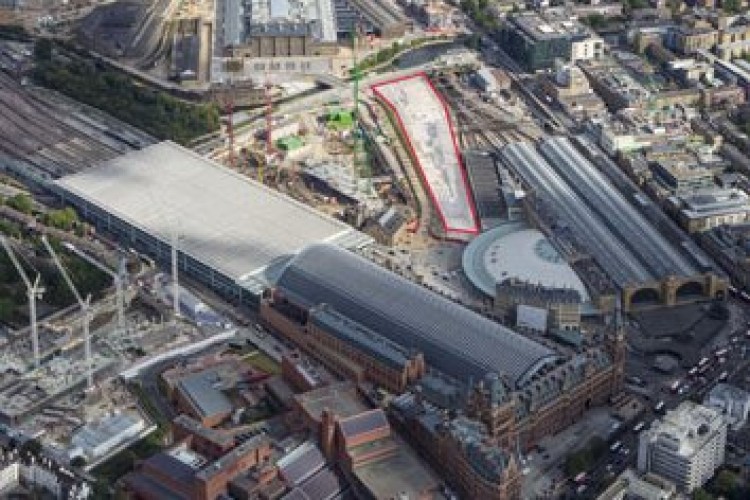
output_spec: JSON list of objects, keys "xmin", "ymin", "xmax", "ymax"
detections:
[
  {"xmin": 719, "ymin": 371, "xmax": 729, "ymax": 382},
  {"xmin": 654, "ymin": 401, "xmax": 665, "ymax": 413},
  {"xmin": 698, "ymin": 356, "xmax": 710, "ymax": 367},
  {"xmin": 688, "ymin": 367, "xmax": 698, "ymax": 377},
  {"xmin": 610, "ymin": 441, "xmax": 622, "ymax": 452}
]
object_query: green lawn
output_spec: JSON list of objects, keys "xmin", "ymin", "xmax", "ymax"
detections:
[{"xmin": 243, "ymin": 351, "xmax": 281, "ymax": 375}]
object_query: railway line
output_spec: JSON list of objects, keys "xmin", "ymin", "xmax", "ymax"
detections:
[
  {"xmin": 0, "ymin": 70, "xmax": 155, "ymax": 183},
  {"xmin": 539, "ymin": 137, "xmax": 697, "ymax": 279},
  {"xmin": 497, "ymin": 140, "xmax": 654, "ymax": 287}
]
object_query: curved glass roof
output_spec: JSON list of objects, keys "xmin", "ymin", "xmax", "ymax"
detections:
[{"xmin": 275, "ymin": 244, "xmax": 559, "ymax": 388}]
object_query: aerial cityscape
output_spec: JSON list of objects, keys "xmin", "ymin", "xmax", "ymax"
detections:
[{"xmin": 2, "ymin": 0, "xmax": 750, "ymax": 498}]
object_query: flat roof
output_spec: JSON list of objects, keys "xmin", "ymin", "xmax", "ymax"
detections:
[
  {"xmin": 371, "ymin": 73, "xmax": 479, "ymax": 237},
  {"xmin": 178, "ymin": 371, "xmax": 233, "ymax": 419},
  {"xmin": 54, "ymin": 142, "xmax": 371, "ymax": 289},
  {"xmin": 294, "ymin": 381, "xmax": 367, "ymax": 422},
  {"xmin": 462, "ymin": 222, "xmax": 590, "ymax": 303},
  {"xmin": 352, "ymin": 438, "xmax": 441, "ymax": 499}
]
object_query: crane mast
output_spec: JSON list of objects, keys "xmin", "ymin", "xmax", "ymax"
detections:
[
  {"xmin": 1, "ymin": 236, "xmax": 44, "ymax": 368},
  {"xmin": 62, "ymin": 242, "xmax": 126, "ymax": 335},
  {"xmin": 41, "ymin": 236, "xmax": 94, "ymax": 390}
]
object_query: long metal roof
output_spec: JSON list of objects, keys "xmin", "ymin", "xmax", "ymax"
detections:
[
  {"xmin": 539, "ymin": 137, "xmax": 697, "ymax": 278},
  {"xmin": 275, "ymin": 244, "xmax": 559, "ymax": 387},
  {"xmin": 54, "ymin": 141, "xmax": 371, "ymax": 287},
  {"xmin": 500, "ymin": 141, "xmax": 654, "ymax": 286}
]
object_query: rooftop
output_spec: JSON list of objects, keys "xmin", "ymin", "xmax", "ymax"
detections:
[
  {"xmin": 71, "ymin": 412, "xmax": 144, "ymax": 454},
  {"xmin": 277, "ymin": 441, "xmax": 326, "ymax": 487},
  {"xmin": 294, "ymin": 381, "xmax": 368, "ymax": 423},
  {"xmin": 509, "ymin": 12, "xmax": 591, "ymax": 41},
  {"xmin": 275, "ymin": 244, "xmax": 559, "ymax": 388},
  {"xmin": 309, "ymin": 305, "xmax": 413, "ymax": 370},
  {"xmin": 596, "ymin": 469, "xmax": 678, "ymax": 500},
  {"xmin": 244, "ymin": 0, "xmax": 337, "ymax": 43},
  {"xmin": 338, "ymin": 409, "xmax": 389, "ymax": 440},
  {"xmin": 676, "ymin": 188, "xmax": 750, "ymax": 219},
  {"xmin": 54, "ymin": 141, "xmax": 371, "ymax": 292},
  {"xmin": 352, "ymin": 436, "xmax": 442, "ymax": 499},
  {"xmin": 644, "ymin": 401, "xmax": 726, "ymax": 458},
  {"xmin": 177, "ymin": 370, "xmax": 233, "ymax": 419},
  {"xmin": 462, "ymin": 222, "xmax": 590, "ymax": 303}
]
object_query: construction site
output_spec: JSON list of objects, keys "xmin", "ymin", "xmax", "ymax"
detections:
[{"xmin": 0, "ymin": 220, "xmax": 236, "ymax": 469}]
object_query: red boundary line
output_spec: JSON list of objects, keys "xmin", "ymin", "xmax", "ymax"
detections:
[{"xmin": 371, "ymin": 72, "xmax": 480, "ymax": 237}]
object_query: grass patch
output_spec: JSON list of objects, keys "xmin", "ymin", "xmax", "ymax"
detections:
[{"xmin": 244, "ymin": 351, "xmax": 281, "ymax": 375}]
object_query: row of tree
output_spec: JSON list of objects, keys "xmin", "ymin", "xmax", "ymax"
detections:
[{"xmin": 32, "ymin": 43, "xmax": 220, "ymax": 145}]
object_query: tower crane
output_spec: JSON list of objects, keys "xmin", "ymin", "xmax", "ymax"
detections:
[
  {"xmin": 351, "ymin": 24, "xmax": 370, "ymax": 192},
  {"xmin": 41, "ymin": 236, "xmax": 94, "ymax": 391},
  {"xmin": 1, "ymin": 236, "xmax": 44, "ymax": 368},
  {"xmin": 61, "ymin": 242, "xmax": 127, "ymax": 335}
]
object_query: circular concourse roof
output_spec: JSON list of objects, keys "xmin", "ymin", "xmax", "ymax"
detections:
[{"xmin": 462, "ymin": 222, "xmax": 590, "ymax": 303}]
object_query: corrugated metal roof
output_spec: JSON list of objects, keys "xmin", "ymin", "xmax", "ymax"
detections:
[
  {"xmin": 275, "ymin": 244, "xmax": 559, "ymax": 387},
  {"xmin": 278, "ymin": 441, "xmax": 326, "ymax": 487},
  {"xmin": 177, "ymin": 371, "xmax": 233, "ymax": 419},
  {"xmin": 299, "ymin": 466, "xmax": 346, "ymax": 500},
  {"xmin": 309, "ymin": 305, "xmax": 411, "ymax": 369},
  {"xmin": 338, "ymin": 409, "xmax": 389, "ymax": 439},
  {"xmin": 142, "ymin": 453, "xmax": 196, "ymax": 484}
]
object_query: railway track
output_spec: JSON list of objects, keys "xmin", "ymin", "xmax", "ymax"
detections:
[{"xmin": 0, "ymin": 70, "xmax": 151, "ymax": 180}]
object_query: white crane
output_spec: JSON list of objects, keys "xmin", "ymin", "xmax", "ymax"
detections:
[
  {"xmin": 41, "ymin": 236, "xmax": 94, "ymax": 391},
  {"xmin": 0, "ymin": 236, "xmax": 44, "ymax": 368},
  {"xmin": 61, "ymin": 242, "xmax": 127, "ymax": 335},
  {"xmin": 171, "ymin": 227, "xmax": 180, "ymax": 319}
]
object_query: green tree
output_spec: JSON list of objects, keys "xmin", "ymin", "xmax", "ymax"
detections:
[
  {"xmin": 0, "ymin": 297, "xmax": 14, "ymax": 323},
  {"xmin": 33, "ymin": 38, "xmax": 52, "ymax": 61},
  {"xmin": 722, "ymin": 0, "xmax": 741, "ymax": 13},
  {"xmin": 43, "ymin": 207, "xmax": 78, "ymax": 231},
  {"xmin": 693, "ymin": 488, "xmax": 714, "ymax": 500},
  {"xmin": 70, "ymin": 455, "xmax": 86, "ymax": 468},
  {"xmin": 20, "ymin": 438, "xmax": 42, "ymax": 455},
  {"xmin": 6, "ymin": 193, "xmax": 34, "ymax": 214},
  {"xmin": 714, "ymin": 469, "xmax": 740, "ymax": 496},
  {"xmin": 0, "ymin": 219, "xmax": 21, "ymax": 237}
]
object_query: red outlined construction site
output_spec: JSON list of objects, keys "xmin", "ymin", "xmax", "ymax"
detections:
[{"xmin": 371, "ymin": 72, "xmax": 479, "ymax": 238}]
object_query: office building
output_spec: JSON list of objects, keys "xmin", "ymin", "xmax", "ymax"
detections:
[
  {"xmin": 596, "ymin": 469, "xmax": 679, "ymax": 500},
  {"xmin": 499, "ymin": 13, "xmax": 603, "ymax": 71},
  {"xmin": 704, "ymin": 383, "xmax": 750, "ymax": 431},
  {"xmin": 668, "ymin": 188, "xmax": 750, "ymax": 233},
  {"xmin": 637, "ymin": 402, "xmax": 727, "ymax": 492}
]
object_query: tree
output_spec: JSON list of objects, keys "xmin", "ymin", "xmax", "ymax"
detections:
[
  {"xmin": 33, "ymin": 38, "xmax": 52, "ymax": 62},
  {"xmin": 693, "ymin": 488, "xmax": 714, "ymax": 500},
  {"xmin": 70, "ymin": 455, "xmax": 87, "ymax": 468},
  {"xmin": 722, "ymin": 0, "xmax": 741, "ymax": 14},
  {"xmin": 43, "ymin": 207, "xmax": 78, "ymax": 231},
  {"xmin": 6, "ymin": 193, "xmax": 34, "ymax": 214},
  {"xmin": 0, "ymin": 297, "xmax": 14, "ymax": 323},
  {"xmin": 20, "ymin": 438, "xmax": 42, "ymax": 455},
  {"xmin": 714, "ymin": 469, "xmax": 740, "ymax": 496}
]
